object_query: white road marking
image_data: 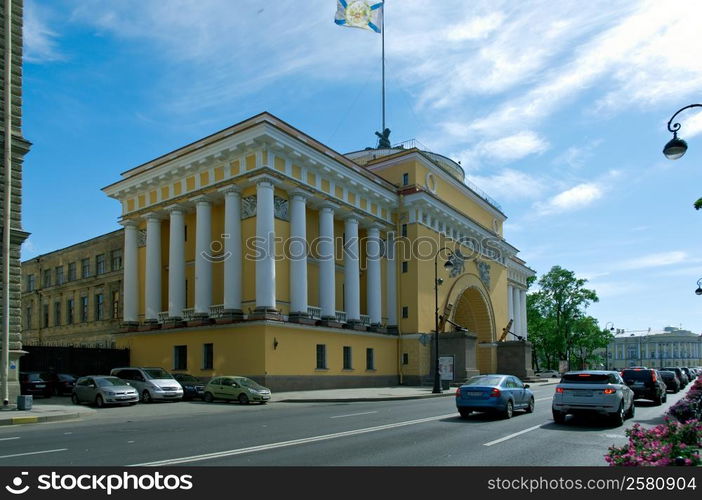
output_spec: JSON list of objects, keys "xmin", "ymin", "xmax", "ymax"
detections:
[
  {"xmin": 0, "ymin": 437, "xmax": 20, "ymax": 441},
  {"xmin": 536, "ymin": 397, "xmax": 553, "ymax": 402},
  {"xmin": 0, "ymin": 448, "xmax": 68, "ymax": 460},
  {"xmin": 330, "ymin": 411, "xmax": 378, "ymax": 419},
  {"xmin": 483, "ymin": 424, "xmax": 545, "ymax": 447},
  {"xmin": 131, "ymin": 413, "xmax": 457, "ymax": 466}
]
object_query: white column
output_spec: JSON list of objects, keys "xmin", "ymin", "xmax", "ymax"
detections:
[
  {"xmin": 222, "ymin": 187, "xmax": 242, "ymax": 313},
  {"xmin": 520, "ymin": 289, "xmax": 528, "ymax": 339},
  {"xmin": 319, "ymin": 204, "xmax": 336, "ymax": 319},
  {"xmin": 385, "ymin": 231, "xmax": 397, "ymax": 326},
  {"xmin": 507, "ymin": 284, "xmax": 514, "ymax": 327},
  {"xmin": 255, "ymin": 177, "xmax": 276, "ymax": 310},
  {"xmin": 289, "ymin": 191, "xmax": 309, "ymax": 315},
  {"xmin": 122, "ymin": 220, "xmax": 139, "ymax": 323},
  {"xmin": 366, "ymin": 225, "xmax": 382, "ymax": 325},
  {"xmin": 167, "ymin": 206, "xmax": 186, "ymax": 319},
  {"xmin": 344, "ymin": 216, "xmax": 360, "ymax": 322},
  {"xmin": 512, "ymin": 286, "xmax": 521, "ymax": 338},
  {"xmin": 144, "ymin": 213, "xmax": 162, "ymax": 321},
  {"xmin": 194, "ymin": 196, "xmax": 212, "ymax": 315}
]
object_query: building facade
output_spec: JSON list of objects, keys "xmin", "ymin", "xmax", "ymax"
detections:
[
  {"xmin": 102, "ymin": 112, "xmax": 535, "ymax": 390},
  {"xmin": 604, "ymin": 327, "xmax": 702, "ymax": 370},
  {"xmin": 1, "ymin": 0, "xmax": 31, "ymax": 404},
  {"xmin": 21, "ymin": 230, "xmax": 124, "ymax": 347}
]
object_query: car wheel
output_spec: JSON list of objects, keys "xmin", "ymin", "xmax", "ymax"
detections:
[
  {"xmin": 502, "ymin": 400, "xmax": 513, "ymax": 419},
  {"xmin": 626, "ymin": 400, "xmax": 635, "ymax": 419},
  {"xmin": 71, "ymin": 393, "xmax": 80, "ymax": 405},
  {"xmin": 552, "ymin": 410, "xmax": 566, "ymax": 424},
  {"xmin": 141, "ymin": 390, "xmax": 152, "ymax": 404},
  {"xmin": 458, "ymin": 408, "xmax": 471, "ymax": 419},
  {"xmin": 203, "ymin": 392, "xmax": 214, "ymax": 403},
  {"xmin": 525, "ymin": 397, "xmax": 535, "ymax": 414},
  {"xmin": 95, "ymin": 395, "xmax": 104, "ymax": 408},
  {"xmin": 610, "ymin": 402, "xmax": 625, "ymax": 426},
  {"xmin": 662, "ymin": 392, "xmax": 667, "ymax": 403},
  {"xmin": 654, "ymin": 394, "xmax": 662, "ymax": 406},
  {"xmin": 238, "ymin": 393, "xmax": 250, "ymax": 405}
]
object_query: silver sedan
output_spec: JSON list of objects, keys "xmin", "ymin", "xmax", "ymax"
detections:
[{"xmin": 72, "ymin": 376, "xmax": 139, "ymax": 408}]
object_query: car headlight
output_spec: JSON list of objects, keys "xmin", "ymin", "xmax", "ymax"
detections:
[
  {"xmin": 150, "ymin": 384, "xmax": 164, "ymax": 392},
  {"xmin": 106, "ymin": 391, "xmax": 115, "ymax": 396}
]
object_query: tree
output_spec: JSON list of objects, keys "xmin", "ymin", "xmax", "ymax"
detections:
[
  {"xmin": 528, "ymin": 266, "xmax": 599, "ymax": 370},
  {"xmin": 571, "ymin": 315, "xmax": 611, "ymax": 369}
]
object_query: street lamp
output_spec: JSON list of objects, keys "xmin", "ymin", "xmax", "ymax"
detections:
[
  {"xmin": 433, "ymin": 247, "xmax": 455, "ymax": 394},
  {"xmin": 695, "ymin": 278, "xmax": 702, "ymax": 296},
  {"xmin": 663, "ymin": 104, "xmax": 702, "ymax": 160},
  {"xmin": 604, "ymin": 322, "xmax": 615, "ymax": 370}
]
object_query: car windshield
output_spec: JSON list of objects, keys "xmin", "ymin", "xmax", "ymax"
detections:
[
  {"xmin": 96, "ymin": 377, "xmax": 128, "ymax": 387},
  {"xmin": 176, "ymin": 374, "xmax": 199, "ymax": 382},
  {"xmin": 238, "ymin": 378, "xmax": 266, "ymax": 390},
  {"xmin": 659, "ymin": 371, "xmax": 674, "ymax": 379},
  {"xmin": 27, "ymin": 373, "xmax": 44, "ymax": 381},
  {"xmin": 464, "ymin": 376, "xmax": 503, "ymax": 387},
  {"xmin": 144, "ymin": 368, "xmax": 172, "ymax": 380},
  {"xmin": 561, "ymin": 373, "xmax": 612, "ymax": 384}
]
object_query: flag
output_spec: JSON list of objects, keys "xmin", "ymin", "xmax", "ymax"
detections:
[{"xmin": 335, "ymin": 0, "xmax": 383, "ymax": 33}]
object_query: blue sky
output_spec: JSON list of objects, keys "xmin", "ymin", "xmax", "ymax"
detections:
[{"xmin": 20, "ymin": 0, "xmax": 702, "ymax": 334}]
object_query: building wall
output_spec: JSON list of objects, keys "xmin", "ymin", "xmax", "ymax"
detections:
[{"xmin": 604, "ymin": 330, "xmax": 702, "ymax": 370}]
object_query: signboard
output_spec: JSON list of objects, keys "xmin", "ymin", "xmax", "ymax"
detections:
[{"xmin": 439, "ymin": 355, "xmax": 454, "ymax": 381}]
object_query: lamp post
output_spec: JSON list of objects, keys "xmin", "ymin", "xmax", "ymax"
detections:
[
  {"xmin": 433, "ymin": 247, "xmax": 455, "ymax": 394},
  {"xmin": 695, "ymin": 278, "xmax": 702, "ymax": 296},
  {"xmin": 603, "ymin": 322, "xmax": 615, "ymax": 370},
  {"xmin": 663, "ymin": 104, "xmax": 702, "ymax": 160}
]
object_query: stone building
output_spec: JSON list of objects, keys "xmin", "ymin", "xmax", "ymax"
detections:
[
  {"xmin": 1, "ymin": 0, "xmax": 31, "ymax": 404},
  {"xmin": 604, "ymin": 326, "xmax": 702, "ymax": 370},
  {"xmin": 21, "ymin": 229, "xmax": 124, "ymax": 347}
]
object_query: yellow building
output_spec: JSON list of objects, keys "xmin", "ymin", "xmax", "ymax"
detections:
[{"xmin": 102, "ymin": 113, "xmax": 534, "ymax": 390}]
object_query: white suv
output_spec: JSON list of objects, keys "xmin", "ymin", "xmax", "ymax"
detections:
[
  {"xmin": 110, "ymin": 367, "xmax": 183, "ymax": 403},
  {"xmin": 552, "ymin": 370, "xmax": 635, "ymax": 426}
]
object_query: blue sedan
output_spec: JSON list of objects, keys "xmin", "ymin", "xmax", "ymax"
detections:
[{"xmin": 455, "ymin": 374, "xmax": 534, "ymax": 419}]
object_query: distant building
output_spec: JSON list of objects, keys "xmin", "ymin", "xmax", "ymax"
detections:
[
  {"xmin": 21, "ymin": 230, "xmax": 124, "ymax": 347},
  {"xmin": 603, "ymin": 326, "xmax": 702, "ymax": 370}
]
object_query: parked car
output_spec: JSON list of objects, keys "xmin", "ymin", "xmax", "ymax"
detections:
[
  {"xmin": 19, "ymin": 372, "xmax": 52, "ymax": 398},
  {"xmin": 71, "ymin": 376, "xmax": 139, "ymax": 407},
  {"xmin": 680, "ymin": 367, "xmax": 695, "ymax": 383},
  {"xmin": 620, "ymin": 368, "xmax": 667, "ymax": 405},
  {"xmin": 661, "ymin": 367, "xmax": 689, "ymax": 387},
  {"xmin": 552, "ymin": 370, "xmax": 635, "ymax": 426},
  {"xmin": 203, "ymin": 376, "xmax": 271, "ymax": 404},
  {"xmin": 110, "ymin": 367, "xmax": 183, "ymax": 403},
  {"xmin": 455, "ymin": 374, "xmax": 534, "ymax": 419},
  {"xmin": 536, "ymin": 370, "xmax": 559, "ymax": 378},
  {"xmin": 172, "ymin": 373, "xmax": 205, "ymax": 400},
  {"xmin": 40, "ymin": 373, "xmax": 77, "ymax": 396},
  {"xmin": 659, "ymin": 370, "xmax": 681, "ymax": 393}
]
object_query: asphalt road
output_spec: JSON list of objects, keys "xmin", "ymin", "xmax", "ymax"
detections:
[{"xmin": 0, "ymin": 384, "xmax": 686, "ymax": 467}]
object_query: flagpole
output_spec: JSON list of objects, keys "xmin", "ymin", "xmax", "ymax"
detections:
[{"xmin": 381, "ymin": 0, "xmax": 385, "ymax": 133}]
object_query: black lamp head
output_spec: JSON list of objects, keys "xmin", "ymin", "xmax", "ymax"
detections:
[{"xmin": 663, "ymin": 134, "xmax": 688, "ymax": 160}]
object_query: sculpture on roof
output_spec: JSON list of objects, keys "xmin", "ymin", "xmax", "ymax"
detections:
[{"xmin": 375, "ymin": 128, "xmax": 391, "ymax": 149}]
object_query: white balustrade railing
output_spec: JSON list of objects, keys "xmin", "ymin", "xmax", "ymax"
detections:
[
  {"xmin": 335, "ymin": 310, "xmax": 347, "ymax": 323},
  {"xmin": 307, "ymin": 306, "xmax": 321, "ymax": 319},
  {"xmin": 181, "ymin": 308, "xmax": 195, "ymax": 321},
  {"xmin": 209, "ymin": 304, "xmax": 224, "ymax": 318},
  {"xmin": 360, "ymin": 314, "xmax": 371, "ymax": 326},
  {"xmin": 157, "ymin": 311, "xmax": 169, "ymax": 323}
]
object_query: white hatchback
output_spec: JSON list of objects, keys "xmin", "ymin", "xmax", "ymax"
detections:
[{"xmin": 110, "ymin": 367, "xmax": 183, "ymax": 403}]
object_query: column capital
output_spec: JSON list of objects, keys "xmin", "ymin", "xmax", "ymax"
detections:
[
  {"xmin": 219, "ymin": 184, "xmax": 241, "ymax": 196},
  {"xmin": 289, "ymin": 188, "xmax": 313, "ymax": 201},
  {"xmin": 251, "ymin": 174, "xmax": 280, "ymax": 188},
  {"xmin": 119, "ymin": 218, "xmax": 139, "ymax": 228},
  {"xmin": 164, "ymin": 203, "xmax": 187, "ymax": 214},
  {"xmin": 343, "ymin": 214, "xmax": 360, "ymax": 224},
  {"xmin": 142, "ymin": 212, "xmax": 166, "ymax": 221},
  {"xmin": 319, "ymin": 201, "xmax": 339, "ymax": 213},
  {"xmin": 192, "ymin": 194, "xmax": 213, "ymax": 205}
]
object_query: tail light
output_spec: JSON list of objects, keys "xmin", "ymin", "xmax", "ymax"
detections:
[
  {"xmin": 651, "ymin": 370, "xmax": 657, "ymax": 383},
  {"xmin": 455, "ymin": 387, "xmax": 461, "ymax": 398},
  {"xmin": 555, "ymin": 387, "xmax": 564, "ymax": 393},
  {"xmin": 490, "ymin": 388, "xmax": 501, "ymax": 397},
  {"xmin": 603, "ymin": 388, "xmax": 616, "ymax": 394}
]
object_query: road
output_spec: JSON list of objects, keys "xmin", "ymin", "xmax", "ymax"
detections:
[{"xmin": 0, "ymin": 384, "xmax": 685, "ymax": 467}]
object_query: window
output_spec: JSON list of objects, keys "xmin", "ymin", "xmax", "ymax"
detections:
[
  {"xmin": 401, "ymin": 224, "xmax": 407, "ymax": 237},
  {"xmin": 55, "ymin": 266, "xmax": 64, "ymax": 286},
  {"xmin": 25, "ymin": 305, "xmax": 32, "ymax": 330},
  {"xmin": 184, "ymin": 225, "xmax": 188, "ymax": 242},
  {"xmin": 402, "ymin": 353, "xmax": 409, "ymax": 365},
  {"xmin": 81, "ymin": 258, "xmax": 91, "ymax": 278},
  {"xmin": 43, "ymin": 304, "xmax": 49, "ymax": 328},
  {"xmin": 42, "ymin": 269, "xmax": 51, "ymax": 288},
  {"xmin": 402, "ymin": 306, "xmax": 409, "ymax": 319},
  {"xmin": 95, "ymin": 293, "xmax": 104, "ymax": 321},
  {"xmin": 66, "ymin": 298, "xmax": 74, "ymax": 325},
  {"xmin": 80, "ymin": 296, "xmax": 89, "ymax": 322},
  {"xmin": 68, "ymin": 262, "xmax": 77, "ymax": 281},
  {"xmin": 96, "ymin": 254, "xmax": 106, "ymax": 275},
  {"xmin": 366, "ymin": 348, "xmax": 375, "ymax": 370},
  {"xmin": 316, "ymin": 344, "xmax": 327, "ymax": 370},
  {"xmin": 202, "ymin": 343, "xmax": 213, "ymax": 370},
  {"xmin": 111, "ymin": 249, "xmax": 123, "ymax": 271},
  {"xmin": 402, "ymin": 261, "xmax": 408, "ymax": 273},
  {"xmin": 343, "ymin": 346, "xmax": 353, "ymax": 370},
  {"xmin": 112, "ymin": 291, "xmax": 120, "ymax": 319},
  {"xmin": 54, "ymin": 301, "xmax": 61, "ymax": 326},
  {"xmin": 402, "ymin": 172, "xmax": 409, "ymax": 186},
  {"xmin": 173, "ymin": 345, "xmax": 187, "ymax": 370},
  {"xmin": 26, "ymin": 274, "xmax": 35, "ymax": 292}
]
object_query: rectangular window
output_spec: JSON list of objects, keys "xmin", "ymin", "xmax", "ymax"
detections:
[
  {"xmin": 402, "ymin": 172, "xmax": 409, "ymax": 186},
  {"xmin": 316, "ymin": 344, "xmax": 327, "ymax": 369},
  {"xmin": 401, "ymin": 224, "xmax": 407, "ymax": 237},
  {"xmin": 81, "ymin": 258, "xmax": 91, "ymax": 278},
  {"xmin": 54, "ymin": 301, "xmax": 61, "ymax": 326},
  {"xmin": 66, "ymin": 298, "xmax": 74, "ymax": 325},
  {"xmin": 112, "ymin": 291, "xmax": 120, "ymax": 319},
  {"xmin": 402, "ymin": 261, "xmax": 408, "ymax": 273},
  {"xmin": 96, "ymin": 254, "xmax": 106, "ymax": 275},
  {"xmin": 343, "ymin": 346, "xmax": 353, "ymax": 370},
  {"xmin": 43, "ymin": 269, "xmax": 51, "ymax": 288},
  {"xmin": 173, "ymin": 345, "xmax": 187, "ymax": 370},
  {"xmin": 26, "ymin": 274, "xmax": 35, "ymax": 292},
  {"xmin": 80, "ymin": 296, "xmax": 89, "ymax": 322},
  {"xmin": 95, "ymin": 293, "xmax": 104, "ymax": 321},
  {"xmin": 68, "ymin": 262, "xmax": 77, "ymax": 281},
  {"xmin": 402, "ymin": 353, "xmax": 409, "ymax": 365},
  {"xmin": 55, "ymin": 266, "xmax": 64, "ymax": 286},
  {"xmin": 25, "ymin": 305, "xmax": 32, "ymax": 330},
  {"xmin": 402, "ymin": 306, "xmax": 409, "ymax": 319},
  {"xmin": 366, "ymin": 348, "xmax": 375, "ymax": 370},
  {"xmin": 111, "ymin": 249, "xmax": 123, "ymax": 271},
  {"xmin": 43, "ymin": 304, "xmax": 49, "ymax": 328},
  {"xmin": 202, "ymin": 343, "xmax": 214, "ymax": 370}
]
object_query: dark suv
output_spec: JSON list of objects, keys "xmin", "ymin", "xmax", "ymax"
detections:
[
  {"xmin": 620, "ymin": 368, "xmax": 667, "ymax": 405},
  {"xmin": 19, "ymin": 372, "xmax": 52, "ymax": 398},
  {"xmin": 662, "ymin": 367, "xmax": 688, "ymax": 387}
]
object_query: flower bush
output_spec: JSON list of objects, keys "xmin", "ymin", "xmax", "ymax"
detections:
[
  {"xmin": 605, "ymin": 419, "xmax": 701, "ymax": 466},
  {"xmin": 668, "ymin": 375, "xmax": 702, "ymax": 423}
]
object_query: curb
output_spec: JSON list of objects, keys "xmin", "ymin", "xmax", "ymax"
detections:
[
  {"xmin": 276, "ymin": 392, "xmax": 456, "ymax": 403},
  {"xmin": 0, "ymin": 412, "xmax": 83, "ymax": 426}
]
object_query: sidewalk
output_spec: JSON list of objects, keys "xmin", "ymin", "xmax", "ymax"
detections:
[{"xmin": 0, "ymin": 379, "xmax": 559, "ymax": 426}]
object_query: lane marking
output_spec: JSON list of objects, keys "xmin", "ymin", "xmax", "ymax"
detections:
[
  {"xmin": 483, "ymin": 424, "xmax": 545, "ymax": 447},
  {"xmin": 0, "ymin": 437, "xmax": 20, "ymax": 441},
  {"xmin": 131, "ymin": 413, "xmax": 457, "ymax": 466},
  {"xmin": 0, "ymin": 449, "xmax": 68, "ymax": 460},
  {"xmin": 330, "ymin": 411, "xmax": 378, "ymax": 419},
  {"xmin": 536, "ymin": 397, "xmax": 553, "ymax": 402}
]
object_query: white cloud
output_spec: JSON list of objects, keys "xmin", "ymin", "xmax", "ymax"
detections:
[
  {"xmin": 24, "ymin": 0, "xmax": 63, "ymax": 63},
  {"xmin": 467, "ymin": 169, "xmax": 546, "ymax": 200},
  {"xmin": 535, "ymin": 183, "xmax": 604, "ymax": 215},
  {"xmin": 619, "ymin": 251, "xmax": 688, "ymax": 270},
  {"xmin": 477, "ymin": 131, "xmax": 549, "ymax": 162}
]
